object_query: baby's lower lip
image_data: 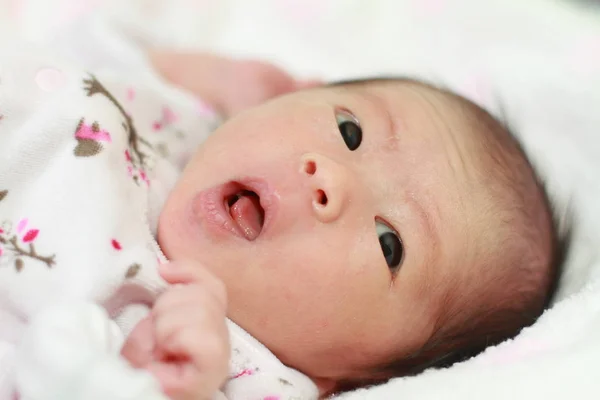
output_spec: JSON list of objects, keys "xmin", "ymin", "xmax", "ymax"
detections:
[{"xmin": 192, "ymin": 178, "xmax": 277, "ymax": 240}]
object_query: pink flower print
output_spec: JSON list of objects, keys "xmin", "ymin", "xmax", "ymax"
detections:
[
  {"xmin": 139, "ymin": 170, "xmax": 149, "ymax": 186},
  {"xmin": 73, "ymin": 119, "xmax": 112, "ymax": 158},
  {"xmin": 112, "ymin": 239, "xmax": 122, "ymax": 250},
  {"xmin": 22, "ymin": 230, "xmax": 39, "ymax": 243},
  {"xmin": 126, "ymin": 87, "xmax": 136, "ymax": 101},
  {"xmin": 263, "ymin": 397, "xmax": 280, "ymax": 400},
  {"xmin": 16, "ymin": 218, "xmax": 27, "ymax": 234},
  {"xmin": 162, "ymin": 107, "xmax": 177, "ymax": 124},
  {"xmin": 152, "ymin": 106, "xmax": 178, "ymax": 132},
  {"xmin": 0, "ymin": 225, "xmax": 4, "ymax": 257},
  {"xmin": 232, "ymin": 369, "xmax": 254, "ymax": 379},
  {"xmin": 124, "ymin": 151, "xmax": 150, "ymax": 187},
  {"xmin": 0, "ymin": 225, "xmax": 5, "ymax": 258},
  {"xmin": 15, "ymin": 219, "xmax": 40, "ymax": 243},
  {"xmin": 0, "ymin": 218, "xmax": 55, "ymax": 270},
  {"xmin": 75, "ymin": 122, "xmax": 112, "ymax": 143}
]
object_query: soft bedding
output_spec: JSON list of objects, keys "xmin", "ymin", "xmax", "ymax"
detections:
[{"xmin": 1, "ymin": 0, "xmax": 599, "ymax": 398}]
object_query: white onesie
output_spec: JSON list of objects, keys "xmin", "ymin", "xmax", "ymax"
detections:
[{"xmin": 0, "ymin": 42, "xmax": 317, "ymax": 400}]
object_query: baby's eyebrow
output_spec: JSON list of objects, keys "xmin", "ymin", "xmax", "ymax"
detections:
[
  {"xmin": 349, "ymin": 88, "xmax": 401, "ymax": 152},
  {"xmin": 380, "ymin": 97, "xmax": 401, "ymax": 151},
  {"xmin": 404, "ymin": 190, "xmax": 441, "ymax": 261}
]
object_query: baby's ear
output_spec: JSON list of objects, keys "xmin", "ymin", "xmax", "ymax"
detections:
[{"xmin": 313, "ymin": 377, "xmax": 337, "ymax": 396}]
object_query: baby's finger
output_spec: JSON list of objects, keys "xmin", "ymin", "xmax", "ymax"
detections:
[
  {"xmin": 159, "ymin": 262, "xmax": 214, "ymax": 285},
  {"xmin": 152, "ymin": 285, "xmax": 226, "ymax": 320},
  {"xmin": 153, "ymin": 296, "xmax": 225, "ymax": 352},
  {"xmin": 152, "ymin": 285, "xmax": 199, "ymax": 315},
  {"xmin": 120, "ymin": 315, "xmax": 155, "ymax": 369},
  {"xmin": 159, "ymin": 263, "xmax": 227, "ymax": 307},
  {"xmin": 153, "ymin": 308, "xmax": 191, "ymax": 350},
  {"xmin": 149, "ymin": 328, "xmax": 229, "ymax": 398},
  {"xmin": 153, "ymin": 306, "xmax": 218, "ymax": 351}
]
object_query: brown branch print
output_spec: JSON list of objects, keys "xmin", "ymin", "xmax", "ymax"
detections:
[
  {"xmin": 8, "ymin": 237, "xmax": 55, "ymax": 268},
  {"xmin": 125, "ymin": 263, "xmax": 141, "ymax": 279},
  {"xmin": 82, "ymin": 75, "xmax": 150, "ymax": 167},
  {"xmin": 0, "ymin": 233, "xmax": 55, "ymax": 271},
  {"xmin": 0, "ymin": 190, "xmax": 7, "ymax": 202}
]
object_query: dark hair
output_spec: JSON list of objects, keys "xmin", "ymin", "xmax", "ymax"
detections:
[{"xmin": 329, "ymin": 77, "xmax": 573, "ymax": 392}]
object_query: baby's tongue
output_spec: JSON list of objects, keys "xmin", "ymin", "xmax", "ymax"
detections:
[{"xmin": 230, "ymin": 194, "xmax": 263, "ymax": 241}]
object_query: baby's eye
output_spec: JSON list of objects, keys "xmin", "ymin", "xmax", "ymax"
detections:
[
  {"xmin": 335, "ymin": 109, "xmax": 362, "ymax": 151},
  {"xmin": 376, "ymin": 219, "xmax": 404, "ymax": 271}
]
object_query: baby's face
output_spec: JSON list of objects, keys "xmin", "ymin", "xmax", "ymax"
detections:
[{"xmin": 158, "ymin": 81, "xmax": 482, "ymax": 386}]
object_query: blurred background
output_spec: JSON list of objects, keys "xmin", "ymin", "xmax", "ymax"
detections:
[{"xmin": 0, "ymin": 0, "xmax": 598, "ymax": 82}]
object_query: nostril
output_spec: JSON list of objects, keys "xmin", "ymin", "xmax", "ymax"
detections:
[
  {"xmin": 304, "ymin": 160, "xmax": 317, "ymax": 176},
  {"xmin": 316, "ymin": 189, "xmax": 328, "ymax": 206}
]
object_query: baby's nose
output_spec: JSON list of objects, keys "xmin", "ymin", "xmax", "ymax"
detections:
[{"xmin": 300, "ymin": 153, "xmax": 350, "ymax": 223}]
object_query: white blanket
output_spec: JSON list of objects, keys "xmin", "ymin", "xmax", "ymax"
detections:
[{"xmin": 2, "ymin": 0, "xmax": 600, "ymax": 398}]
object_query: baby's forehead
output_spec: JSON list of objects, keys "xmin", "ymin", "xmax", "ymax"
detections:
[
  {"xmin": 329, "ymin": 77, "xmax": 452, "ymax": 102},
  {"xmin": 329, "ymin": 78, "xmax": 472, "ymax": 127}
]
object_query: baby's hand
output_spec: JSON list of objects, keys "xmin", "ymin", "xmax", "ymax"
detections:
[
  {"xmin": 122, "ymin": 262, "xmax": 230, "ymax": 400},
  {"xmin": 149, "ymin": 51, "xmax": 320, "ymax": 116}
]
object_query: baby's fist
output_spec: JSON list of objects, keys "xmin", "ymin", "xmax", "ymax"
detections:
[{"xmin": 123, "ymin": 262, "xmax": 230, "ymax": 400}]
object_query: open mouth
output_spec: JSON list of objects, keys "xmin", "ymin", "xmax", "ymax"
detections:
[{"xmin": 224, "ymin": 185, "xmax": 265, "ymax": 241}]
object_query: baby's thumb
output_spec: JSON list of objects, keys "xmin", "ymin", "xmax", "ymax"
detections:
[{"xmin": 121, "ymin": 315, "xmax": 155, "ymax": 369}]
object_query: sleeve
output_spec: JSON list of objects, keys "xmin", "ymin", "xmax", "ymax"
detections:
[
  {"xmin": 15, "ymin": 303, "xmax": 169, "ymax": 400},
  {"xmin": 0, "ymin": 42, "xmax": 168, "ymax": 400},
  {"xmin": 224, "ymin": 320, "xmax": 319, "ymax": 400}
]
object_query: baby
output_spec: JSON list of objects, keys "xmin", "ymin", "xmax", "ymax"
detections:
[
  {"xmin": 153, "ymin": 58, "xmax": 568, "ymax": 393},
  {"xmin": 0, "ymin": 43, "xmax": 567, "ymax": 400}
]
